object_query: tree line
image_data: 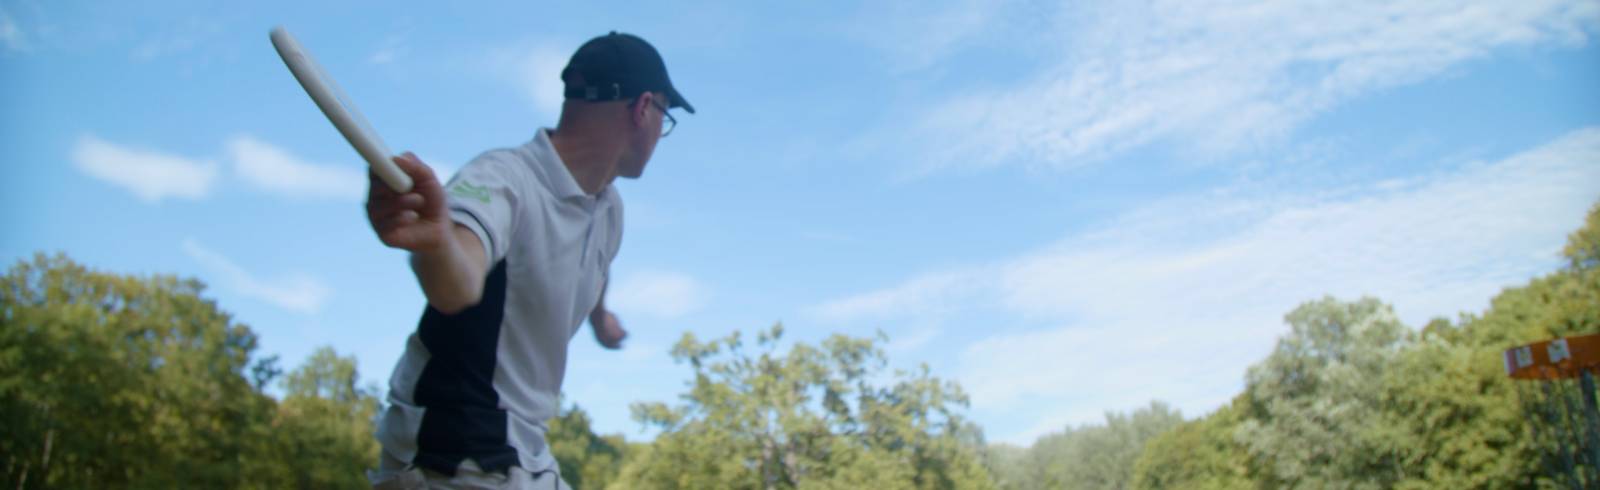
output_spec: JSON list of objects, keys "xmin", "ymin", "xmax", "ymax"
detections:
[
  {"xmin": 3, "ymin": 202, "xmax": 1595, "ymax": 489},
  {"xmin": 0, "ymin": 255, "xmax": 381, "ymax": 488},
  {"xmin": 993, "ymin": 202, "xmax": 1599, "ymax": 489}
]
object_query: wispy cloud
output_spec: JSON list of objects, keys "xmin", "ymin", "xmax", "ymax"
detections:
[
  {"xmin": 368, "ymin": 34, "xmax": 408, "ymax": 65},
  {"xmin": 609, "ymin": 270, "xmax": 710, "ymax": 319},
  {"xmin": 181, "ymin": 239, "xmax": 333, "ymax": 314},
  {"xmin": 813, "ymin": 270, "xmax": 985, "ymax": 321},
  {"xmin": 816, "ymin": 127, "xmax": 1600, "ymax": 444},
  {"xmin": 619, "ymin": 340, "xmax": 663, "ymax": 363},
  {"xmin": 879, "ymin": 0, "xmax": 1600, "ymax": 172},
  {"xmin": 484, "ymin": 41, "xmax": 569, "ymax": 118},
  {"xmin": 368, "ymin": 48, "xmax": 398, "ymax": 65},
  {"xmin": 418, "ymin": 154, "xmax": 460, "ymax": 184},
  {"xmin": 227, "ymin": 135, "xmax": 367, "ymax": 200},
  {"xmin": 518, "ymin": 46, "xmax": 568, "ymax": 117},
  {"xmin": 886, "ymin": 327, "xmax": 940, "ymax": 356},
  {"xmin": 843, "ymin": 0, "xmax": 1003, "ymax": 72},
  {"xmin": 70, "ymin": 134, "xmax": 218, "ymax": 202},
  {"xmin": 130, "ymin": 17, "xmax": 224, "ymax": 62},
  {"xmin": 0, "ymin": 7, "xmax": 28, "ymax": 54}
]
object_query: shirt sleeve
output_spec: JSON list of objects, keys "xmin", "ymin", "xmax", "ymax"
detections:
[{"xmin": 444, "ymin": 152, "xmax": 522, "ymax": 264}]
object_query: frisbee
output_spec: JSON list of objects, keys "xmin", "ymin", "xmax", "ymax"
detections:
[{"xmin": 270, "ymin": 26, "xmax": 413, "ymax": 193}]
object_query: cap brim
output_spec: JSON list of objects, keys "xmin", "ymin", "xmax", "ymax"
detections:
[{"xmin": 667, "ymin": 86, "xmax": 695, "ymax": 114}]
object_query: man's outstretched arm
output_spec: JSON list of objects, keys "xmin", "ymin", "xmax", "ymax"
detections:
[{"xmin": 367, "ymin": 153, "xmax": 488, "ymax": 314}]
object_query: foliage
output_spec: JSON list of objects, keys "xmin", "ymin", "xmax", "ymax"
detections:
[
  {"xmin": 0, "ymin": 253, "xmax": 380, "ymax": 489},
  {"xmin": 1130, "ymin": 396, "xmax": 1253, "ymax": 490},
  {"xmin": 1563, "ymin": 202, "xmax": 1600, "ymax": 271},
  {"xmin": 982, "ymin": 443, "xmax": 1030, "ymax": 490},
  {"xmin": 548, "ymin": 402, "xmax": 628, "ymax": 490},
  {"xmin": 1, "ymin": 253, "xmax": 271, "ymax": 488},
  {"xmin": 5, "ymin": 201, "xmax": 1597, "ymax": 489},
  {"xmin": 1124, "ymin": 201, "xmax": 1600, "ymax": 489},
  {"xmin": 1366, "ymin": 316, "xmax": 1536, "ymax": 489},
  {"xmin": 613, "ymin": 324, "xmax": 994, "ymax": 490},
  {"xmin": 1236, "ymin": 296, "xmax": 1414, "ymax": 489},
  {"xmin": 994, "ymin": 401, "xmax": 1185, "ymax": 490},
  {"xmin": 267, "ymin": 347, "xmax": 384, "ymax": 489},
  {"xmin": 1376, "ymin": 200, "xmax": 1600, "ymax": 489}
]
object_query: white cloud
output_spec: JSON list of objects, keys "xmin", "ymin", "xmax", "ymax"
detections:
[
  {"xmin": 484, "ymin": 42, "xmax": 569, "ymax": 118},
  {"xmin": 886, "ymin": 327, "xmax": 940, "ymax": 356},
  {"xmin": 815, "ymin": 127, "xmax": 1600, "ymax": 444},
  {"xmin": 0, "ymin": 8, "xmax": 28, "ymax": 54},
  {"xmin": 813, "ymin": 269, "xmax": 989, "ymax": 321},
  {"xmin": 369, "ymin": 34, "xmax": 408, "ymax": 65},
  {"xmin": 132, "ymin": 37, "xmax": 195, "ymax": 61},
  {"xmin": 619, "ymin": 340, "xmax": 662, "ymax": 363},
  {"xmin": 130, "ymin": 17, "xmax": 223, "ymax": 62},
  {"xmin": 608, "ymin": 270, "xmax": 710, "ymax": 319},
  {"xmin": 520, "ymin": 47, "xmax": 568, "ymax": 117},
  {"xmin": 888, "ymin": 0, "xmax": 1600, "ymax": 171},
  {"xmin": 227, "ymin": 135, "xmax": 367, "ymax": 200},
  {"xmin": 181, "ymin": 239, "xmax": 333, "ymax": 314},
  {"xmin": 844, "ymin": 0, "xmax": 1002, "ymax": 72},
  {"xmin": 70, "ymin": 134, "xmax": 218, "ymax": 202},
  {"xmin": 420, "ymin": 154, "xmax": 460, "ymax": 184},
  {"xmin": 369, "ymin": 48, "xmax": 398, "ymax": 65}
]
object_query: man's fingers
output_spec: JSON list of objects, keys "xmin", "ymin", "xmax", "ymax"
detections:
[
  {"xmin": 393, "ymin": 193, "xmax": 425, "ymax": 210},
  {"xmin": 391, "ymin": 153, "xmax": 449, "ymax": 211},
  {"xmin": 391, "ymin": 153, "xmax": 436, "ymax": 184},
  {"xmin": 369, "ymin": 152, "xmax": 450, "ymax": 250},
  {"xmin": 368, "ymin": 170, "xmax": 397, "ymax": 200},
  {"xmin": 367, "ymin": 193, "xmax": 425, "ymax": 220},
  {"xmin": 377, "ymin": 210, "xmax": 420, "ymax": 234}
]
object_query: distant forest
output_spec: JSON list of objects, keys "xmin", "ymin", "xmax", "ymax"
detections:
[{"xmin": 4, "ymin": 202, "xmax": 1596, "ymax": 489}]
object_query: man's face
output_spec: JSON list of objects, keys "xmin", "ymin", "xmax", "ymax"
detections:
[{"xmin": 620, "ymin": 92, "xmax": 669, "ymax": 178}]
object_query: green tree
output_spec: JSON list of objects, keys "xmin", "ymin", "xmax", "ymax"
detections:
[
  {"xmin": 995, "ymin": 401, "xmax": 1185, "ymax": 490},
  {"xmin": 0, "ymin": 253, "xmax": 393, "ymax": 489},
  {"xmin": 1131, "ymin": 396, "xmax": 1254, "ymax": 490},
  {"xmin": 0, "ymin": 253, "xmax": 274, "ymax": 488},
  {"xmin": 983, "ymin": 443, "xmax": 1031, "ymax": 490},
  {"xmin": 613, "ymin": 324, "xmax": 994, "ymax": 490},
  {"xmin": 1369, "ymin": 201, "xmax": 1600, "ymax": 489},
  {"xmin": 1364, "ymin": 316, "xmax": 1536, "ymax": 489},
  {"xmin": 1563, "ymin": 202, "xmax": 1600, "ymax": 271},
  {"xmin": 265, "ymin": 346, "xmax": 383, "ymax": 489},
  {"xmin": 1132, "ymin": 201, "xmax": 1600, "ymax": 489},
  {"xmin": 548, "ymin": 402, "xmax": 628, "ymax": 490},
  {"xmin": 1236, "ymin": 296, "xmax": 1413, "ymax": 489}
]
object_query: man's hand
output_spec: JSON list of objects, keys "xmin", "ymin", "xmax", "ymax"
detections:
[
  {"xmin": 367, "ymin": 153, "xmax": 488, "ymax": 314},
  {"xmin": 367, "ymin": 153, "xmax": 450, "ymax": 253},
  {"xmin": 592, "ymin": 310, "xmax": 628, "ymax": 350}
]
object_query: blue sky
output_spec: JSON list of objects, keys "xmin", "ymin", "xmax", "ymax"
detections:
[{"xmin": 3, "ymin": 0, "xmax": 1598, "ymax": 446}]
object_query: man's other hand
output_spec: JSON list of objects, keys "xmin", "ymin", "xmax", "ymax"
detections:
[{"xmin": 593, "ymin": 310, "xmax": 628, "ymax": 350}]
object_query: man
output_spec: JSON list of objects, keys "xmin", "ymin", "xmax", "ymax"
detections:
[{"xmin": 365, "ymin": 32, "xmax": 693, "ymax": 489}]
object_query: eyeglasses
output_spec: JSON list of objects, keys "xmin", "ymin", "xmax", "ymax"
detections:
[{"xmin": 646, "ymin": 97, "xmax": 676, "ymax": 138}]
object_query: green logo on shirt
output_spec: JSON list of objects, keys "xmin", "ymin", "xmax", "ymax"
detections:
[{"xmin": 449, "ymin": 181, "xmax": 492, "ymax": 204}]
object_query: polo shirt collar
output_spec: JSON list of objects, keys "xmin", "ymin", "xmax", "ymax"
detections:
[{"xmin": 532, "ymin": 128, "xmax": 591, "ymax": 201}]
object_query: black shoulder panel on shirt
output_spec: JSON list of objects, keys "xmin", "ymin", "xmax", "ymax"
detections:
[{"xmin": 411, "ymin": 259, "xmax": 520, "ymax": 476}]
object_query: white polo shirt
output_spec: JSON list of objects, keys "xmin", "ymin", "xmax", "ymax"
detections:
[{"xmin": 375, "ymin": 128, "xmax": 623, "ymax": 476}]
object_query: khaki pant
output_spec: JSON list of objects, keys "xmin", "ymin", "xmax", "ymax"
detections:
[{"xmin": 370, "ymin": 452, "xmax": 570, "ymax": 490}]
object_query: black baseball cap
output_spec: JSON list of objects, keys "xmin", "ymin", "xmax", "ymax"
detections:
[{"xmin": 562, "ymin": 32, "xmax": 694, "ymax": 114}]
